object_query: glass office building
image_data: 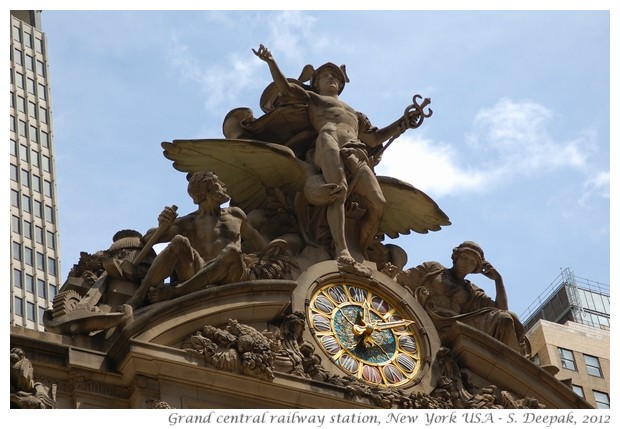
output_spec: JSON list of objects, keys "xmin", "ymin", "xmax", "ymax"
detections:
[{"xmin": 10, "ymin": 10, "xmax": 62, "ymax": 331}]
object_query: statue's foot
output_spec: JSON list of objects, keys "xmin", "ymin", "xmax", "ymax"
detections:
[
  {"xmin": 337, "ymin": 253, "xmax": 373, "ymax": 278},
  {"xmin": 336, "ymin": 250, "xmax": 356, "ymax": 266},
  {"xmin": 147, "ymin": 284, "xmax": 178, "ymax": 303}
]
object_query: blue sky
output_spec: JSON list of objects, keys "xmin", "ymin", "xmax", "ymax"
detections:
[{"xmin": 14, "ymin": 5, "xmax": 613, "ymax": 318}]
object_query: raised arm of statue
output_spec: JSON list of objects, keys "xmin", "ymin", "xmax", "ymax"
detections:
[
  {"xmin": 363, "ymin": 95, "xmax": 433, "ymax": 156},
  {"xmin": 359, "ymin": 114, "xmax": 409, "ymax": 149},
  {"xmin": 253, "ymin": 44, "xmax": 307, "ymax": 100},
  {"xmin": 479, "ymin": 260, "xmax": 509, "ymax": 310}
]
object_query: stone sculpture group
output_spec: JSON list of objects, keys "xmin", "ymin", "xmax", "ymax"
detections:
[{"xmin": 27, "ymin": 44, "xmax": 543, "ymax": 409}]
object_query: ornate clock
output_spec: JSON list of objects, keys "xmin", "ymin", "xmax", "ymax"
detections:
[{"xmin": 307, "ymin": 279, "xmax": 426, "ymax": 387}]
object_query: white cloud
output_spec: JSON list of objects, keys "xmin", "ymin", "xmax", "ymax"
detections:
[
  {"xmin": 376, "ymin": 135, "xmax": 487, "ymax": 197},
  {"xmin": 579, "ymin": 170, "xmax": 610, "ymax": 205},
  {"xmin": 165, "ymin": 11, "xmax": 331, "ymax": 114},
  {"xmin": 267, "ymin": 12, "xmax": 314, "ymax": 61},
  {"xmin": 467, "ymin": 98, "xmax": 593, "ymax": 175},
  {"xmin": 378, "ymin": 98, "xmax": 598, "ymax": 198},
  {"xmin": 167, "ymin": 33, "xmax": 263, "ymax": 112}
]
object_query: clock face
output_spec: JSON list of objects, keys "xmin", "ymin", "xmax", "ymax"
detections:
[{"xmin": 307, "ymin": 281, "xmax": 422, "ymax": 387}]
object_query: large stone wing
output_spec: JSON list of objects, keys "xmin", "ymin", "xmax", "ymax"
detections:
[
  {"xmin": 378, "ymin": 176, "xmax": 451, "ymax": 238},
  {"xmin": 161, "ymin": 139, "xmax": 308, "ymax": 213}
]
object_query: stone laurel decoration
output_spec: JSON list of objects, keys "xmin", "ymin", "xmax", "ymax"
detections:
[
  {"xmin": 148, "ymin": 400, "xmax": 175, "ymax": 409},
  {"xmin": 10, "ymin": 348, "xmax": 56, "ymax": 409},
  {"xmin": 241, "ymin": 245, "xmax": 299, "ymax": 281},
  {"xmin": 182, "ymin": 319, "xmax": 276, "ymax": 381}
]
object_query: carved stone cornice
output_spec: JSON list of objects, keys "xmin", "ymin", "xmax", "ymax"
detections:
[{"xmin": 68, "ymin": 370, "xmax": 130, "ymax": 399}]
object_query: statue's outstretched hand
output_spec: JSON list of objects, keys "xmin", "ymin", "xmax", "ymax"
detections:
[
  {"xmin": 252, "ymin": 44, "xmax": 273, "ymax": 62},
  {"xmin": 403, "ymin": 95, "xmax": 433, "ymax": 130}
]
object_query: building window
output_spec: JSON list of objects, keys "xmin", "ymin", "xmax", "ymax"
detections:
[
  {"xmin": 46, "ymin": 231, "xmax": 56, "ymax": 250},
  {"xmin": 26, "ymin": 274, "xmax": 34, "ymax": 293},
  {"xmin": 15, "ymin": 297, "xmax": 24, "ymax": 318},
  {"xmin": 38, "ymin": 279, "xmax": 47, "ymax": 299},
  {"xmin": 34, "ymin": 200, "xmax": 43, "ymax": 218},
  {"xmin": 20, "ymin": 144, "xmax": 29, "ymax": 162},
  {"xmin": 38, "ymin": 83, "xmax": 46, "ymax": 101},
  {"xmin": 35, "ymin": 38, "xmax": 43, "ymax": 54},
  {"xmin": 24, "ymin": 32, "xmax": 32, "ymax": 48},
  {"xmin": 24, "ymin": 247, "xmax": 34, "ymax": 266},
  {"xmin": 33, "ymin": 175, "xmax": 41, "ymax": 192},
  {"xmin": 11, "ymin": 190, "xmax": 20, "ymax": 208},
  {"xmin": 44, "ymin": 180, "xmax": 53, "ymax": 198},
  {"xmin": 16, "ymin": 72, "xmax": 24, "ymax": 89},
  {"xmin": 42, "ymin": 155, "xmax": 51, "ymax": 172},
  {"xmin": 22, "ymin": 195, "xmax": 32, "ymax": 213},
  {"xmin": 584, "ymin": 354, "xmax": 603, "ymax": 378},
  {"xmin": 27, "ymin": 302, "xmax": 35, "ymax": 322},
  {"xmin": 19, "ymin": 120, "xmax": 27, "ymax": 137},
  {"xmin": 41, "ymin": 131, "xmax": 49, "ymax": 148},
  {"xmin": 45, "ymin": 205, "xmax": 55, "ymax": 223},
  {"xmin": 11, "ymin": 164, "xmax": 18, "ymax": 182},
  {"xmin": 29, "ymin": 101, "xmax": 37, "ymax": 118},
  {"xmin": 32, "ymin": 150, "xmax": 39, "ymax": 167},
  {"xmin": 21, "ymin": 169, "xmax": 30, "ymax": 187},
  {"xmin": 12, "ymin": 215, "xmax": 21, "ymax": 234},
  {"xmin": 24, "ymin": 221, "xmax": 32, "ymax": 239},
  {"xmin": 559, "ymin": 348, "xmax": 576, "ymax": 371},
  {"xmin": 48, "ymin": 257, "xmax": 57, "ymax": 276},
  {"xmin": 25, "ymin": 54, "xmax": 34, "ymax": 71},
  {"xmin": 17, "ymin": 95, "xmax": 26, "ymax": 112},
  {"xmin": 572, "ymin": 385, "xmax": 584, "ymax": 398},
  {"xmin": 35, "ymin": 226, "xmax": 44, "ymax": 244},
  {"xmin": 38, "ymin": 306, "xmax": 46, "ymax": 324},
  {"xmin": 13, "ymin": 268, "xmax": 23, "ymax": 289},
  {"xmin": 14, "ymin": 48, "xmax": 23, "ymax": 65},
  {"xmin": 30, "ymin": 125, "xmax": 38, "ymax": 143},
  {"xmin": 39, "ymin": 107, "xmax": 48, "ymax": 124},
  {"xmin": 593, "ymin": 391, "xmax": 610, "ymax": 409},
  {"xmin": 11, "ymin": 139, "xmax": 17, "ymax": 156},
  {"xmin": 27, "ymin": 78, "xmax": 35, "ymax": 95},
  {"xmin": 13, "ymin": 242, "xmax": 22, "ymax": 262},
  {"xmin": 36, "ymin": 252, "xmax": 45, "ymax": 272},
  {"xmin": 36, "ymin": 60, "xmax": 45, "ymax": 77},
  {"xmin": 12, "ymin": 25, "xmax": 22, "ymax": 42},
  {"xmin": 49, "ymin": 284, "xmax": 57, "ymax": 300}
]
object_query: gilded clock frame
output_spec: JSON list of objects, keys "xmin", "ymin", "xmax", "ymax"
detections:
[{"xmin": 293, "ymin": 261, "xmax": 439, "ymax": 390}]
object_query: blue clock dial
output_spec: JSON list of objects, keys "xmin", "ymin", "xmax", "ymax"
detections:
[{"xmin": 308, "ymin": 281, "xmax": 422, "ymax": 387}]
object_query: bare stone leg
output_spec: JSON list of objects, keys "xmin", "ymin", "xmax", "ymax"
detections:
[
  {"xmin": 147, "ymin": 244, "xmax": 244, "ymax": 303},
  {"xmin": 314, "ymin": 125, "xmax": 354, "ymax": 264},
  {"xmin": 126, "ymin": 235, "xmax": 197, "ymax": 308}
]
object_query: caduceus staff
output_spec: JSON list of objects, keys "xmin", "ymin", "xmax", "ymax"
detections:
[{"xmin": 370, "ymin": 94, "xmax": 433, "ymax": 160}]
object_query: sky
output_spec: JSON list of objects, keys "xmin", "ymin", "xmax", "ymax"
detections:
[{"xmin": 8, "ymin": 3, "xmax": 614, "ymax": 321}]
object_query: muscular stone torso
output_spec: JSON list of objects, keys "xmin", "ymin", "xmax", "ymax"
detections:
[
  {"xmin": 307, "ymin": 92, "xmax": 359, "ymax": 144},
  {"xmin": 174, "ymin": 209, "xmax": 242, "ymax": 260}
]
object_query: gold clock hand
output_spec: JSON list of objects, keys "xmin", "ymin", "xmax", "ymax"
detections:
[
  {"xmin": 352, "ymin": 323, "xmax": 373, "ymax": 336},
  {"xmin": 362, "ymin": 335, "xmax": 391, "ymax": 358},
  {"xmin": 340, "ymin": 311, "xmax": 358, "ymax": 328},
  {"xmin": 371, "ymin": 320, "xmax": 414, "ymax": 331},
  {"xmin": 363, "ymin": 301, "xmax": 371, "ymax": 324}
]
